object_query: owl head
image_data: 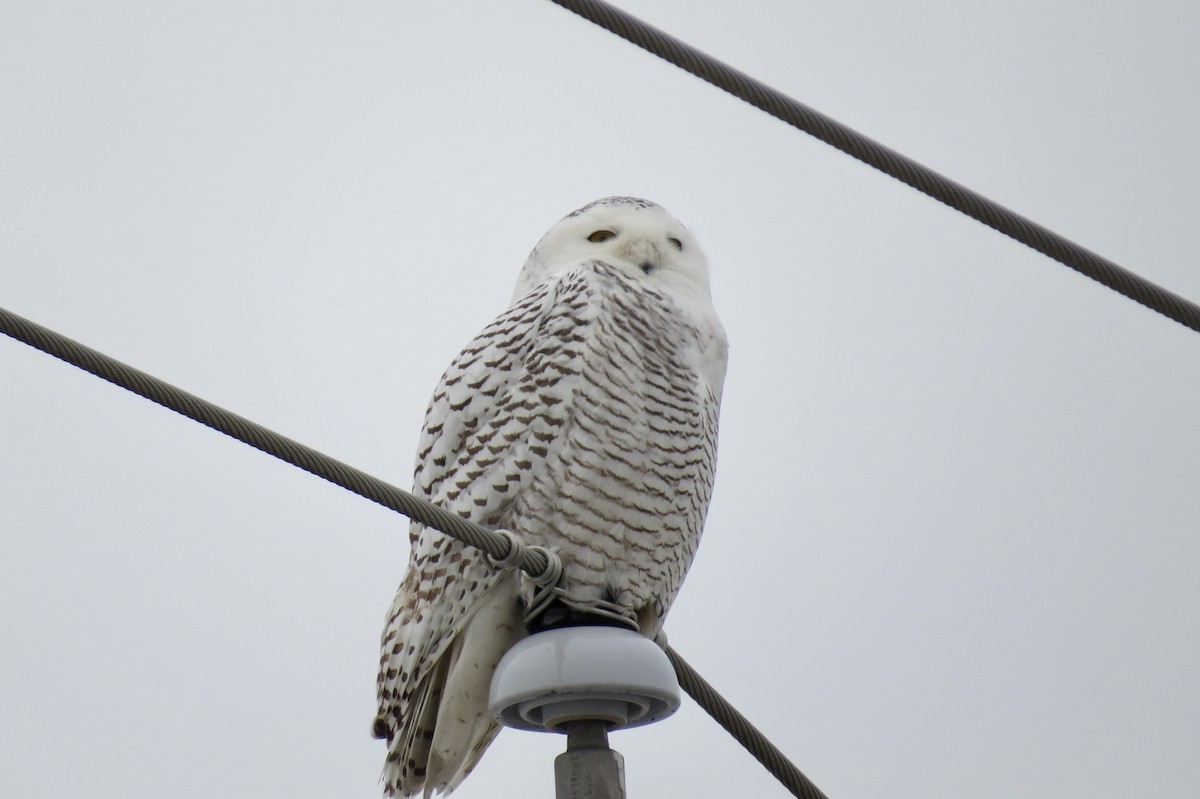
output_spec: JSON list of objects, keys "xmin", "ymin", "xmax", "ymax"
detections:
[{"xmin": 513, "ymin": 197, "xmax": 712, "ymax": 302}]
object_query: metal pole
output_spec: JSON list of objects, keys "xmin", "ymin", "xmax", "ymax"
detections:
[{"xmin": 555, "ymin": 720, "xmax": 627, "ymax": 799}]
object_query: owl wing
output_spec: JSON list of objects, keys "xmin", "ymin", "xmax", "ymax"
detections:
[{"xmin": 375, "ymin": 274, "xmax": 582, "ymax": 797}]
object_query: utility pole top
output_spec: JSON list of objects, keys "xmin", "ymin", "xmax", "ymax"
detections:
[{"xmin": 556, "ymin": 720, "xmax": 626, "ymax": 799}]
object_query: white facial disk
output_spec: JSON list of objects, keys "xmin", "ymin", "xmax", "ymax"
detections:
[{"xmin": 512, "ymin": 196, "xmax": 712, "ymax": 303}]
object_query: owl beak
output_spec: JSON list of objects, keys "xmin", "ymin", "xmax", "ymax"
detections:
[{"xmin": 620, "ymin": 239, "xmax": 662, "ymax": 274}]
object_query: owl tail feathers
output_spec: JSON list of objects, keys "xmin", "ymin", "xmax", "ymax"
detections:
[
  {"xmin": 379, "ymin": 652, "xmax": 449, "ymax": 798},
  {"xmin": 428, "ymin": 720, "xmax": 503, "ymax": 796},
  {"xmin": 381, "ymin": 577, "xmax": 524, "ymax": 797}
]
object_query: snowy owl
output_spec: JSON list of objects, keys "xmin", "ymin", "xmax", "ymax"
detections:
[{"xmin": 374, "ymin": 197, "xmax": 728, "ymax": 797}]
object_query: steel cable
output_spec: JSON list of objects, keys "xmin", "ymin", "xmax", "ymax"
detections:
[
  {"xmin": 666, "ymin": 645, "xmax": 829, "ymax": 799},
  {"xmin": 1, "ymin": 303, "xmax": 818, "ymax": 796},
  {"xmin": 0, "ymin": 305, "xmax": 551, "ymax": 576},
  {"xmin": 546, "ymin": 0, "xmax": 1200, "ymax": 335}
]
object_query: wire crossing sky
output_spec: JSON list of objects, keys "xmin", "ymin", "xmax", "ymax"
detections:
[
  {"xmin": 0, "ymin": 301, "xmax": 826, "ymax": 799},
  {"xmin": 549, "ymin": 0, "xmax": 1200, "ymax": 334}
]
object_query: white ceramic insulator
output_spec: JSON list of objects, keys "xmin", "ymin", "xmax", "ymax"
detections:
[{"xmin": 488, "ymin": 626, "xmax": 681, "ymax": 733}]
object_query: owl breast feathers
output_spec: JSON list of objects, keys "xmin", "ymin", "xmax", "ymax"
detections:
[{"xmin": 375, "ymin": 197, "xmax": 728, "ymax": 797}]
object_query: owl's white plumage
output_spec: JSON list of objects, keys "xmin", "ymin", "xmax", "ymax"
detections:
[{"xmin": 375, "ymin": 197, "xmax": 728, "ymax": 797}]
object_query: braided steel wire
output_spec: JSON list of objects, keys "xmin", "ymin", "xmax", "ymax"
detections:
[
  {"xmin": 0, "ymin": 305, "xmax": 555, "ymax": 577},
  {"xmin": 2, "ymin": 303, "xmax": 811, "ymax": 793},
  {"xmin": 548, "ymin": 0, "xmax": 1200, "ymax": 334},
  {"xmin": 666, "ymin": 645, "xmax": 830, "ymax": 799}
]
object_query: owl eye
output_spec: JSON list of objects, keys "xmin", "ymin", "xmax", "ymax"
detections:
[
  {"xmin": 588, "ymin": 230, "xmax": 616, "ymax": 243},
  {"xmin": 667, "ymin": 237, "xmax": 684, "ymax": 251}
]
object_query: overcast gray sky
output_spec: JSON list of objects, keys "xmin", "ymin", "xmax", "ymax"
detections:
[{"xmin": 3, "ymin": 1, "xmax": 1198, "ymax": 797}]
